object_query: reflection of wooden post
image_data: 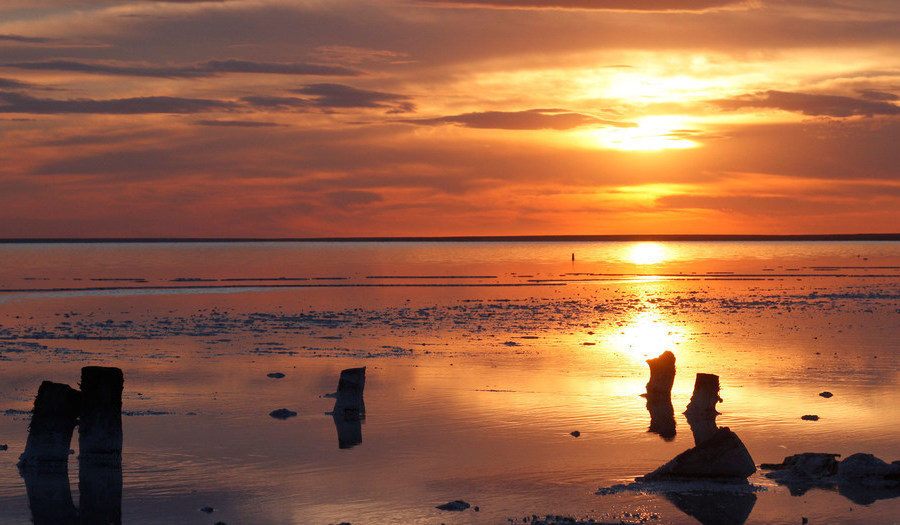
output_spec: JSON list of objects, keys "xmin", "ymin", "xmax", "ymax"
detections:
[
  {"xmin": 21, "ymin": 469, "xmax": 79, "ymax": 525},
  {"xmin": 645, "ymin": 351, "xmax": 676, "ymax": 396},
  {"xmin": 684, "ymin": 373, "xmax": 722, "ymax": 415},
  {"xmin": 18, "ymin": 381, "xmax": 81, "ymax": 469},
  {"xmin": 79, "ymin": 458, "xmax": 122, "ymax": 525},
  {"xmin": 79, "ymin": 367, "xmax": 123, "ymax": 458}
]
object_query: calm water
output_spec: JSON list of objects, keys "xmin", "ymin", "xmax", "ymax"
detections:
[{"xmin": 1, "ymin": 241, "xmax": 899, "ymax": 524}]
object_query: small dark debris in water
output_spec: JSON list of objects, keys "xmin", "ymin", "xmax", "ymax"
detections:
[
  {"xmin": 214, "ymin": 522, "xmax": 227, "ymax": 525},
  {"xmin": 801, "ymin": 415, "xmax": 820, "ymax": 421},
  {"xmin": 503, "ymin": 341, "xmax": 520, "ymax": 346},
  {"xmin": 200, "ymin": 506, "xmax": 214, "ymax": 513},
  {"xmin": 475, "ymin": 506, "xmax": 480, "ymax": 511},
  {"xmin": 436, "ymin": 500, "xmax": 471, "ymax": 511},
  {"xmin": 582, "ymin": 342, "xmax": 595, "ymax": 346},
  {"xmin": 802, "ymin": 518, "xmax": 808, "ymax": 524},
  {"xmin": 269, "ymin": 408, "xmax": 297, "ymax": 420},
  {"xmin": 819, "ymin": 391, "xmax": 833, "ymax": 398},
  {"xmin": 0, "ymin": 444, "xmax": 7, "ymax": 451},
  {"xmin": 570, "ymin": 431, "xmax": 580, "ymax": 437},
  {"xmin": 267, "ymin": 372, "xmax": 286, "ymax": 379}
]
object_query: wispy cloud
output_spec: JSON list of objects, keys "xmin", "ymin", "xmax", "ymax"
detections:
[
  {"xmin": 292, "ymin": 83, "xmax": 415, "ymax": 113},
  {"xmin": 416, "ymin": 0, "xmax": 752, "ymax": 12},
  {"xmin": 194, "ymin": 119, "xmax": 283, "ymax": 127},
  {"xmin": 712, "ymin": 90, "xmax": 900, "ymax": 117},
  {"xmin": 402, "ymin": 109, "xmax": 635, "ymax": 130},
  {"xmin": 3, "ymin": 59, "xmax": 360, "ymax": 78},
  {"xmin": 0, "ymin": 91, "xmax": 237, "ymax": 114}
]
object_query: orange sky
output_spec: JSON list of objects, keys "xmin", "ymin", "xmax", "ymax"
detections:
[{"xmin": 1, "ymin": 0, "xmax": 899, "ymax": 237}]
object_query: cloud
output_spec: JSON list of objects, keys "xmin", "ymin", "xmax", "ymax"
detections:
[
  {"xmin": 3, "ymin": 59, "xmax": 360, "ymax": 78},
  {"xmin": 0, "ymin": 91, "xmax": 237, "ymax": 114},
  {"xmin": 292, "ymin": 83, "xmax": 415, "ymax": 113},
  {"xmin": 0, "ymin": 78, "xmax": 31, "ymax": 89},
  {"xmin": 194, "ymin": 119, "xmax": 282, "ymax": 127},
  {"xmin": 712, "ymin": 90, "xmax": 900, "ymax": 117},
  {"xmin": 857, "ymin": 89, "xmax": 899, "ymax": 102},
  {"xmin": 416, "ymin": 0, "xmax": 751, "ymax": 11},
  {"xmin": 326, "ymin": 190, "xmax": 384, "ymax": 208},
  {"xmin": 402, "ymin": 108, "xmax": 636, "ymax": 130},
  {"xmin": 0, "ymin": 34, "xmax": 54, "ymax": 44},
  {"xmin": 239, "ymin": 95, "xmax": 309, "ymax": 110}
]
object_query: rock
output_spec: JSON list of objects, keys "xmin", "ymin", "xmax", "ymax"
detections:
[
  {"xmin": 818, "ymin": 391, "xmax": 833, "ymax": 398},
  {"xmin": 0, "ymin": 444, "xmax": 7, "ymax": 451},
  {"xmin": 639, "ymin": 427, "xmax": 756, "ymax": 481},
  {"xmin": 570, "ymin": 430, "xmax": 580, "ymax": 437},
  {"xmin": 269, "ymin": 408, "xmax": 297, "ymax": 420},
  {"xmin": 200, "ymin": 506, "xmax": 214, "ymax": 513},
  {"xmin": 267, "ymin": 372, "xmax": 286, "ymax": 379},
  {"xmin": 436, "ymin": 500, "xmax": 471, "ymax": 511},
  {"xmin": 761, "ymin": 452, "xmax": 840, "ymax": 479},
  {"xmin": 800, "ymin": 415, "xmax": 819, "ymax": 421},
  {"xmin": 838, "ymin": 453, "xmax": 900, "ymax": 483}
]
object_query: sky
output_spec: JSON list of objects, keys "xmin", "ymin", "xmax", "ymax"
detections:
[{"xmin": 1, "ymin": 0, "xmax": 899, "ymax": 238}]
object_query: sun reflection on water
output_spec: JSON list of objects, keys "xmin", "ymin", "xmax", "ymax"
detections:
[
  {"xmin": 606, "ymin": 307, "xmax": 684, "ymax": 364},
  {"xmin": 627, "ymin": 242, "xmax": 667, "ymax": 265}
]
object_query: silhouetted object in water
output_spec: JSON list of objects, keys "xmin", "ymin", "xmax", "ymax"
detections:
[
  {"xmin": 643, "ymin": 351, "xmax": 677, "ymax": 440},
  {"xmin": 18, "ymin": 381, "xmax": 81, "ymax": 470},
  {"xmin": 684, "ymin": 373, "xmax": 722, "ymax": 415},
  {"xmin": 639, "ymin": 427, "xmax": 756, "ymax": 481},
  {"xmin": 645, "ymin": 351, "xmax": 676, "ymax": 395},
  {"xmin": 79, "ymin": 366, "xmax": 123, "ymax": 459},
  {"xmin": 762, "ymin": 452, "xmax": 900, "ymax": 504},
  {"xmin": 683, "ymin": 372, "xmax": 722, "ymax": 444},
  {"xmin": 329, "ymin": 367, "xmax": 366, "ymax": 449},
  {"xmin": 18, "ymin": 367, "xmax": 124, "ymax": 525},
  {"xmin": 665, "ymin": 490, "xmax": 757, "ymax": 525}
]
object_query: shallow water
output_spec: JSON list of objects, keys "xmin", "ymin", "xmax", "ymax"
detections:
[{"xmin": 1, "ymin": 241, "xmax": 899, "ymax": 524}]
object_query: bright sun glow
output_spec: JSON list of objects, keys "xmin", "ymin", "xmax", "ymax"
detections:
[
  {"xmin": 593, "ymin": 116, "xmax": 700, "ymax": 151},
  {"xmin": 607, "ymin": 309, "xmax": 683, "ymax": 364},
  {"xmin": 628, "ymin": 242, "xmax": 667, "ymax": 265}
]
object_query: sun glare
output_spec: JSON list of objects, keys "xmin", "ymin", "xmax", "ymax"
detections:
[
  {"xmin": 607, "ymin": 309, "xmax": 683, "ymax": 364},
  {"xmin": 592, "ymin": 116, "xmax": 700, "ymax": 151},
  {"xmin": 628, "ymin": 242, "xmax": 667, "ymax": 265}
]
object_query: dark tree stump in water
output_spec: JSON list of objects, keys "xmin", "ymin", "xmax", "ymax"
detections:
[
  {"xmin": 685, "ymin": 373, "xmax": 722, "ymax": 415},
  {"xmin": 332, "ymin": 367, "xmax": 366, "ymax": 449},
  {"xmin": 18, "ymin": 381, "xmax": 81, "ymax": 470},
  {"xmin": 79, "ymin": 366, "xmax": 123, "ymax": 459},
  {"xmin": 645, "ymin": 351, "xmax": 676, "ymax": 396}
]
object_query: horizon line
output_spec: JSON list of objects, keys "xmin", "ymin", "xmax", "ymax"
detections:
[{"xmin": 2, "ymin": 233, "xmax": 900, "ymax": 243}]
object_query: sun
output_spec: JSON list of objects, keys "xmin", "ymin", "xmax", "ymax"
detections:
[{"xmin": 591, "ymin": 116, "xmax": 700, "ymax": 151}]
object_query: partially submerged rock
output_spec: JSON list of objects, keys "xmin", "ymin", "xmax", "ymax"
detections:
[
  {"xmin": 436, "ymin": 500, "xmax": 470, "ymax": 511},
  {"xmin": 639, "ymin": 427, "xmax": 756, "ymax": 482},
  {"xmin": 800, "ymin": 415, "xmax": 819, "ymax": 421},
  {"xmin": 818, "ymin": 391, "xmax": 833, "ymax": 398},
  {"xmin": 269, "ymin": 408, "xmax": 297, "ymax": 420},
  {"xmin": 761, "ymin": 452, "xmax": 900, "ymax": 504},
  {"xmin": 266, "ymin": 372, "xmax": 285, "ymax": 379}
]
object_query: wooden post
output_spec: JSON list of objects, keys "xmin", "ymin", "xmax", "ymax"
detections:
[
  {"xmin": 684, "ymin": 373, "xmax": 722, "ymax": 415},
  {"xmin": 331, "ymin": 367, "xmax": 366, "ymax": 449},
  {"xmin": 78, "ymin": 366, "xmax": 123, "ymax": 459},
  {"xmin": 645, "ymin": 351, "xmax": 676, "ymax": 396},
  {"xmin": 18, "ymin": 381, "xmax": 81, "ymax": 470}
]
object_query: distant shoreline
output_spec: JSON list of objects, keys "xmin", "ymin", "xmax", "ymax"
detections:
[{"xmin": 2, "ymin": 234, "xmax": 900, "ymax": 243}]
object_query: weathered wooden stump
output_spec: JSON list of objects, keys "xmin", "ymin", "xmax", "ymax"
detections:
[
  {"xmin": 645, "ymin": 351, "xmax": 676, "ymax": 396},
  {"xmin": 331, "ymin": 367, "xmax": 366, "ymax": 449},
  {"xmin": 18, "ymin": 381, "xmax": 81, "ymax": 470},
  {"xmin": 78, "ymin": 366, "xmax": 123, "ymax": 459},
  {"xmin": 684, "ymin": 373, "xmax": 722, "ymax": 415}
]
